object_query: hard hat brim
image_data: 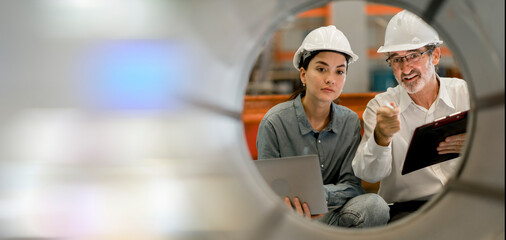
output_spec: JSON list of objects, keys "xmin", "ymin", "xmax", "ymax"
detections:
[
  {"xmin": 293, "ymin": 47, "xmax": 359, "ymax": 71},
  {"xmin": 377, "ymin": 41, "xmax": 443, "ymax": 53}
]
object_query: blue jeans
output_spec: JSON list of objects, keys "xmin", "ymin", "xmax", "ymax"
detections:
[{"xmin": 319, "ymin": 193, "xmax": 390, "ymax": 228}]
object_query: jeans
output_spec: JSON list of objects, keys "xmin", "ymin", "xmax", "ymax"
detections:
[{"xmin": 319, "ymin": 193, "xmax": 390, "ymax": 228}]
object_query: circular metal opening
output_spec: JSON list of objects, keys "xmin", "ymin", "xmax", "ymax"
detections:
[{"xmin": 243, "ymin": 0, "xmax": 504, "ymax": 239}]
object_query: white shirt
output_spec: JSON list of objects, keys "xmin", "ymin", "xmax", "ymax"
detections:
[{"xmin": 352, "ymin": 77, "xmax": 470, "ymax": 204}]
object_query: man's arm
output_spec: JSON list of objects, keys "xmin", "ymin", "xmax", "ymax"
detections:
[{"xmin": 352, "ymin": 99, "xmax": 399, "ymax": 183}]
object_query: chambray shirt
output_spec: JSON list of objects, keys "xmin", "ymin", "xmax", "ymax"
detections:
[{"xmin": 257, "ymin": 94, "xmax": 365, "ymax": 208}]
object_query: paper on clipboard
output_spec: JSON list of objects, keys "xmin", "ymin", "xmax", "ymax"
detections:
[{"xmin": 401, "ymin": 110, "xmax": 469, "ymax": 175}]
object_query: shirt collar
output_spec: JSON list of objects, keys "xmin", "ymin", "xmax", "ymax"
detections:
[
  {"xmin": 437, "ymin": 75, "xmax": 456, "ymax": 110},
  {"xmin": 398, "ymin": 74, "xmax": 455, "ymax": 113},
  {"xmin": 294, "ymin": 94, "xmax": 313, "ymax": 135},
  {"xmin": 294, "ymin": 94, "xmax": 336, "ymax": 135}
]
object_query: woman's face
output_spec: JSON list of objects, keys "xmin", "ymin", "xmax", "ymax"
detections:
[{"xmin": 300, "ymin": 51, "xmax": 348, "ymax": 103}]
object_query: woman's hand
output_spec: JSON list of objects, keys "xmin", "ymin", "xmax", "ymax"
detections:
[{"xmin": 284, "ymin": 196, "xmax": 324, "ymax": 220}]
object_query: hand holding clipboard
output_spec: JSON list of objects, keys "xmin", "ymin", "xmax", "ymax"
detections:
[
  {"xmin": 401, "ymin": 110, "xmax": 469, "ymax": 175},
  {"xmin": 436, "ymin": 132, "xmax": 467, "ymax": 155}
]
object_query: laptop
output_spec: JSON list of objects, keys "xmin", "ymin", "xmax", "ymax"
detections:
[{"xmin": 254, "ymin": 155, "xmax": 328, "ymax": 214}]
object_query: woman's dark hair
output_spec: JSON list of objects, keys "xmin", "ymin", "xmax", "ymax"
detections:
[
  {"xmin": 288, "ymin": 50, "xmax": 350, "ymax": 103},
  {"xmin": 299, "ymin": 50, "xmax": 351, "ymax": 70}
]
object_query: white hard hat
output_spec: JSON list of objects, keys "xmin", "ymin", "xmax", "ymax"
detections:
[
  {"xmin": 293, "ymin": 25, "xmax": 358, "ymax": 71},
  {"xmin": 377, "ymin": 10, "xmax": 443, "ymax": 53}
]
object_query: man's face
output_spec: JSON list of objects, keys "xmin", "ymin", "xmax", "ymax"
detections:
[{"xmin": 387, "ymin": 47, "xmax": 441, "ymax": 94}]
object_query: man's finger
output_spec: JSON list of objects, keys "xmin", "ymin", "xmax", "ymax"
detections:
[
  {"xmin": 437, "ymin": 144, "xmax": 463, "ymax": 154},
  {"xmin": 439, "ymin": 140, "xmax": 465, "ymax": 147},
  {"xmin": 438, "ymin": 149, "xmax": 461, "ymax": 155},
  {"xmin": 378, "ymin": 109, "xmax": 398, "ymax": 118},
  {"xmin": 445, "ymin": 133, "xmax": 466, "ymax": 142}
]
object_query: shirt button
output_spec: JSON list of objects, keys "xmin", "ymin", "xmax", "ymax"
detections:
[
  {"xmin": 321, "ymin": 164, "xmax": 324, "ymax": 168},
  {"xmin": 318, "ymin": 140, "xmax": 321, "ymax": 143}
]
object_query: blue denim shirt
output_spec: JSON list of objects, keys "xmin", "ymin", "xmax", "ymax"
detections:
[{"xmin": 257, "ymin": 94, "xmax": 365, "ymax": 209}]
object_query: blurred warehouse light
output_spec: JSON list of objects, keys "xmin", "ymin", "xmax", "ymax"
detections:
[{"xmin": 80, "ymin": 41, "xmax": 187, "ymax": 110}]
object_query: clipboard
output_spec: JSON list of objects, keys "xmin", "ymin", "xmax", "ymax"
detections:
[{"xmin": 401, "ymin": 110, "xmax": 469, "ymax": 175}]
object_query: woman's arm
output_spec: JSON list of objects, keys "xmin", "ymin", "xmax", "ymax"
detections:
[{"xmin": 256, "ymin": 118, "xmax": 280, "ymax": 159}]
